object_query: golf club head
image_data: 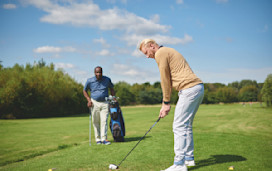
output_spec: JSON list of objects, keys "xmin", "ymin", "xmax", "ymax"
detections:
[{"xmin": 109, "ymin": 164, "xmax": 119, "ymax": 170}]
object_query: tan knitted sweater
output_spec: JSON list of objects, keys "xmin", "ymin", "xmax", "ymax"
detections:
[{"xmin": 155, "ymin": 47, "xmax": 203, "ymax": 102}]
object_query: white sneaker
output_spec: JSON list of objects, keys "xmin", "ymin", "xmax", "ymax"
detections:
[
  {"xmin": 161, "ymin": 164, "xmax": 187, "ymax": 171},
  {"xmin": 185, "ymin": 160, "xmax": 195, "ymax": 166}
]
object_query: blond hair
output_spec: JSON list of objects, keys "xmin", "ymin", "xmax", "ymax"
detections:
[{"xmin": 138, "ymin": 39, "xmax": 158, "ymax": 51}]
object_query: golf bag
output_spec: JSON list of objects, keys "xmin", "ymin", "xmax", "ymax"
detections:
[{"xmin": 106, "ymin": 96, "xmax": 125, "ymax": 142}]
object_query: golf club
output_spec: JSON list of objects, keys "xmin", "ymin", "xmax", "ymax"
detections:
[
  {"xmin": 89, "ymin": 108, "xmax": 92, "ymax": 146},
  {"xmin": 109, "ymin": 117, "xmax": 161, "ymax": 170}
]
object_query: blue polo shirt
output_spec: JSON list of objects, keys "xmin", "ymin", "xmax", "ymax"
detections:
[{"xmin": 84, "ymin": 76, "xmax": 114, "ymax": 102}]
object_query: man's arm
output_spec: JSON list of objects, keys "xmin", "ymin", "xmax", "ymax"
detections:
[
  {"xmin": 156, "ymin": 51, "xmax": 172, "ymax": 118},
  {"xmin": 110, "ymin": 88, "xmax": 115, "ymax": 96},
  {"xmin": 83, "ymin": 90, "xmax": 93, "ymax": 107},
  {"xmin": 156, "ymin": 51, "xmax": 172, "ymax": 103},
  {"xmin": 159, "ymin": 67, "xmax": 171, "ymax": 118}
]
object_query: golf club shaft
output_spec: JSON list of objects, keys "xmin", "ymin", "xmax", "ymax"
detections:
[
  {"xmin": 89, "ymin": 108, "xmax": 92, "ymax": 146},
  {"xmin": 118, "ymin": 117, "xmax": 160, "ymax": 166}
]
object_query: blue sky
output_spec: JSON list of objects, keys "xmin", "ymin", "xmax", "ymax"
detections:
[{"xmin": 1, "ymin": 0, "xmax": 271, "ymax": 85}]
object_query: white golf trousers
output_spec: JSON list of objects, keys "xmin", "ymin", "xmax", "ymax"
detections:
[
  {"xmin": 91, "ymin": 99, "xmax": 109, "ymax": 142},
  {"xmin": 173, "ymin": 83, "xmax": 204, "ymax": 165}
]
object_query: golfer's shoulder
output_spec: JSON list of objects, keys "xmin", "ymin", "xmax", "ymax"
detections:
[
  {"xmin": 159, "ymin": 47, "xmax": 176, "ymax": 52},
  {"xmin": 156, "ymin": 47, "xmax": 177, "ymax": 58},
  {"xmin": 156, "ymin": 47, "xmax": 176, "ymax": 63}
]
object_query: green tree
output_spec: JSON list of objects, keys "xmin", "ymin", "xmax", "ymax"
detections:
[
  {"xmin": 238, "ymin": 85, "xmax": 258, "ymax": 102},
  {"xmin": 153, "ymin": 81, "xmax": 161, "ymax": 89},
  {"xmin": 114, "ymin": 81, "xmax": 131, "ymax": 93},
  {"xmin": 116, "ymin": 87, "xmax": 134, "ymax": 106},
  {"xmin": 0, "ymin": 60, "xmax": 3, "ymax": 70},
  {"xmin": 239, "ymin": 80, "xmax": 258, "ymax": 89},
  {"xmin": 139, "ymin": 87, "xmax": 162, "ymax": 104},
  {"xmin": 0, "ymin": 61, "xmax": 86, "ymax": 119},
  {"xmin": 228, "ymin": 81, "xmax": 239, "ymax": 89},
  {"xmin": 130, "ymin": 83, "xmax": 145, "ymax": 104},
  {"xmin": 216, "ymin": 87, "xmax": 238, "ymax": 103},
  {"xmin": 114, "ymin": 81, "xmax": 135, "ymax": 105},
  {"xmin": 170, "ymin": 89, "xmax": 178, "ymax": 104},
  {"xmin": 256, "ymin": 83, "xmax": 264, "ymax": 102},
  {"xmin": 203, "ymin": 83, "xmax": 226, "ymax": 104},
  {"xmin": 261, "ymin": 74, "xmax": 272, "ymax": 107}
]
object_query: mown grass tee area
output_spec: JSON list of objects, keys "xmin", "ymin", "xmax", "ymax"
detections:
[{"xmin": 0, "ymin": 103, "xmax": 271, "ymax": 171}]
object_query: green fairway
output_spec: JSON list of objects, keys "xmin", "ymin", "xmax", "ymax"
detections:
[{"xmin": 0, "ymin": 103, "xmax": 271, "ymax": 171}]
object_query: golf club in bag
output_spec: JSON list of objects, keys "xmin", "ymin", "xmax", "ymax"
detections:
[
  {"xmin": 106, "ymin": 95, "xmax": 125, "ymax": 142},
  {"xmin": 109, "ymin": 117, "xmax": 161, "ymax": 170}
]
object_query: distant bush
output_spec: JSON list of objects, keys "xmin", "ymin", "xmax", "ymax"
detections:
[{"xmin": 0, "ymin": 60, "xmax": 87, "ymax": 119}]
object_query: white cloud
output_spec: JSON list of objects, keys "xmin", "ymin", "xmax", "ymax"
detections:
[
  {"xmin": 111, "ymin": 64, "xmax": 144, "ymax": 77},
  {"xmin": 106, "ymin": 0, "xmax": 127, "ymax": 4},
  {"xmin": 93, "ymin": 38, "xmax": 111, "ymax": 48},
  {"xmin": 96, "ymin": 49, "xmax": 111, "ymax": 56},
  {"xmin": 3, "ymin": 4, "xmax": 17, "ymax": 9},
  {"xmin": 53, "ymin": 64, "xmax": 89, "ymax": 85},
  {"xmin": 150, "ymin": 14, "xmax": 160, "ymax": 23},
  {"xmin": 55, "ymin": 63, "xmax": 75, "ymax": 69},
  {"xmin": 34, "ymin": 46, "xmax": 61, "ymax": 53},
  {"xmin": 176, "ymin": 0, "xmax": 184, "ymax": 5},
  {"xmin": 116, "ymin": 47, "xmax": 131, "ymax": 55},
  {"xmin": 23, "ymin": 0, "xmax": 169, "ymax": 35},
  {"xmin": 110, "ymin": 63, "xmax": 160, "ymax": 83},
  {"xmin": 179, "ymin": 34, "xmax": 193, "ymax": 44},
  {"xmin": 24, "ymin": 0, "xmax": 193, "ymax": 51},
  {"xmin": 33, "ymin": 46, "xmax": 76, "ymax": 53}
]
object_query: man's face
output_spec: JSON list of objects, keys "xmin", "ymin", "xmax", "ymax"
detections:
[
  {"xmin": 141, "ymin": 44, "xmax": 156, "ymax": 59},
  {"xmin": 95, "ymin": 67, "xmax": 102, "ymax": 80}
]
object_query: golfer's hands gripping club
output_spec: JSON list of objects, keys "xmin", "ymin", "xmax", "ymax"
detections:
[{"xmin": 159, "ymin": 103, "xmax": 171, "ymax": 118}]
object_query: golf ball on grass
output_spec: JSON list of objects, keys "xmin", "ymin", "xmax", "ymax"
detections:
[
  {"xmin": 109, "ymin": 164, "xmax": 118, "ymax": 170},
  {"xmin": 228, "ymin": 166, "xmax": 234, "ymax": 170}
]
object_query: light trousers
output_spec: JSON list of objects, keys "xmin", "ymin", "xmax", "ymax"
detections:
[
  {"xmin": 173, "ymin": 84, "xmax": 204, "ymax": 165},
  {"xmin": 91, "ymin": 99, "xmax": 109, "ymax": 142}
]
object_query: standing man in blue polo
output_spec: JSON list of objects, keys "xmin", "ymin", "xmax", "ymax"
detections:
[{"xmin": 83, "ymin": 66, "xmax": 115, "ymax": 145}]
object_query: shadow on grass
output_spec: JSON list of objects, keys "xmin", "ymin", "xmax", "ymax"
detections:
[
  {"xmin": 0, "ymin": 143, "xmax": 79, "ymax": 167},
  {"xmin": 123, "ymin": 136, "xmax": 151, "ymax": 142},
  {"xmin": 190, "ymin": 155, "xmax": 247, "ymax": 170}
]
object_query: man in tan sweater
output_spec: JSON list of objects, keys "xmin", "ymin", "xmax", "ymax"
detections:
[{"xmin": 139, "ymin": 39, "xmax": 204, "ymax": 171}]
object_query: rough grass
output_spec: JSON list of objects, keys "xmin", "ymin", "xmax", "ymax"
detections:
[{"xmin": 0, "ymin": 103, "xmax": 271, "ymax": 171}]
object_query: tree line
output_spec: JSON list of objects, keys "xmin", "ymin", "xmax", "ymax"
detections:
[
  {"xmin": 114, "ymin": 76, "xmax": 271, "ymax": 106},
  {"xmin": 0, "ymin": 60, "xmax": 87, "ymax": 119},
  {"xmin": 0, "ymin": 61, "xmax": 271, "ymax": 119}
]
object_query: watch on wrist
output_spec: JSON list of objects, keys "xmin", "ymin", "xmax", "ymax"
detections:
[{"xmin": 163, "ymin": 101, "xmax": 170, "ymax": 104}]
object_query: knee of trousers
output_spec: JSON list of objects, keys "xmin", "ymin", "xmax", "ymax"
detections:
[{"xmin": 173, "ymin": 125, "xmax": 187, "ymax": 135}]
